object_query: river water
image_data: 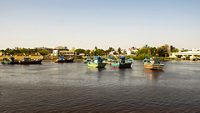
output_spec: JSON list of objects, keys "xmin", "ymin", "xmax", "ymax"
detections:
[{"xmin": 0, "ymin": 61, "xmax": 200, "ymax": 113}]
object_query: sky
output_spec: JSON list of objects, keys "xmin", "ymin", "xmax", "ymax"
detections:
[{"xmin": 0, "ymin": 0, "xmax": 200, "ymax": 49}]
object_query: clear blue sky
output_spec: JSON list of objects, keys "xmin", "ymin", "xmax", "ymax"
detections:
[{"xmin": 0, "ymin": 0, "xmax": 200, "ymax": 49}]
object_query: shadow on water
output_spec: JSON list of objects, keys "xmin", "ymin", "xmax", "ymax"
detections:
[
  {"xmin": 85, "ymin": 67, "xmax": 106, "ymax": 82},
  {"xmin": 96, "ymin": 68, "xmax": 106, "ymax": 82}
]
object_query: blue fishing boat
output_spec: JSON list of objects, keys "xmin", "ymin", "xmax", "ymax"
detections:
[
  {"xmin": 111, "ymin": 56, "xmax": 133, "ymax": 68},
  {"xmin": 55, "ymin": 56, "xmax": 74, "ymax": 63}
]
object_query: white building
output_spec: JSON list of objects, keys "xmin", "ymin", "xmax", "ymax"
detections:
[
  {"xmin": 126, "ymin": 48, "xmax": 138, "ymax": 55},
  {"xmin": 170, "ymin": 49, "xmax": 200, "ymax": 60}
]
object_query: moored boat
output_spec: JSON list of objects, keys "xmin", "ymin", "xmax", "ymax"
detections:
[
  {"xmin": 1, "ymin": 57, "xmax": 20, "ymax": 65},
  {"xmin": 111, "ymin": 56, "xmax": 133, "ymax": 68},
  {"xmin": 55, "ymin": 56, "xmax": 74, "ymax": 63},
  {"xmin": 111, "ymin": 62, "xmax": 132, "ymax": 68},
  {"xmin": 84, "ymin": 56, "xmax": 91, "ymax": 64},
  {"xmin": 1, "ymin": 58, "xmax": 14, "ymax": 64},
  {"xmin": 143, "ymin": 58, "xmax": 164, "ymax": 70},
  {"xmin": 87, "ymin": 56, "xmax": 106, "ymax": 68},
  {"xmin": 19, "ymin": 57, "xmax": 42, "ymax": 65}
]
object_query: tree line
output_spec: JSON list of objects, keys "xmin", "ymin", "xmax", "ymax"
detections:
[
  {"xmin": 75, "ymin": 45, "xmax": 179, "ymax": 58},
  {"xmin": 1, "ymin": 44, "xmax": 179, "ymax": 59},
  {"xmin": 1, "ymin": 48, "xmax": 49, "ymax": 56}
]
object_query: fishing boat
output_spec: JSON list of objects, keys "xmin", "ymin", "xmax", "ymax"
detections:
[
  {"xmin": 111, "ymin": 56, "xmax": 133, "ymax": 68},
  {"xmin": 87, "ymin": 56, "xmax": 106, "ymax": 68},
  {"xmin": 106, "ymin": 55, "xmax": 117, "ymax": 65},
  {"xmin": 143, "ymin": 58, "xmax": 164, "ymax": 70},
  {"xmin": 19, "ymin": 57, "xmax": 42, "ymax": 65},
  {"xmin": 1, "ymin": 57, "xmax": 19, "ymax": 65},
  {"xmin": 65, "ymin": 57, "xmax": 74, "ymax": 62},
  {"xmin": 84, "ymin": 56, "xmax": 91, "ymax": 64},
  {"xmin": 1, "ymin": 58, "xmax": 14, "ymax": 64},
  {"xmin": 55, "ymin": 56, "xmax": 74, "ymax": 63}
]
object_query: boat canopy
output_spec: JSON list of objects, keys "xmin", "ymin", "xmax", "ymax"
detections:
[
  {"xmin": 93, "ymin": 56, "xmax": 103, "ymax": 63},
  {"xmin": 59, "ymin": 56, "xmax": 65, "ymax": 60}
]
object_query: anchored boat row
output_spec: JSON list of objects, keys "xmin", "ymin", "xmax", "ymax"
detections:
[
  {"xmin": 1, "ymin": 56, "xmax": 164, "ymax": 70},
  {"xmin": 85, "ymin": 56, "xmax": 164, "ymax": 70}
]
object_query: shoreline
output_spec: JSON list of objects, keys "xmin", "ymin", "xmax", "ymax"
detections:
[{"xmin": 0, "ymin": 55, "xmax": 200, "ymax": 62}]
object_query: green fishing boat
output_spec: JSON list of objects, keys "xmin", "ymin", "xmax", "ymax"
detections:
[
  {"xmin": 87, "ymin": 56, "xmax": 106, "ymax": 68},
  {"xmin": 1, "ymin": 57, "xmax": 19, "ymax": 65},
  {"xmin": 1, "ymin": 58, "xmax": 12, "ymax": 64},
  {"xmin": 84, "ymin": 56, "xmax": 91, "ymax": 64}
]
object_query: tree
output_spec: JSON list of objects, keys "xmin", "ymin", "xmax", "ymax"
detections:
[
  {"xmin": 136, "ymin": 45, "xmax": 150, "ymax": 57},
  {"xmin": 149, "ymin": 47, "xmax": 157, "ymax": 56},
  {"xmin": 156, "ymin": 45, "xmax": 170, "ymax": 57},
  {"xmin": 94, "ymin": 49, "xmax": 106, "ymax": 56},
  {"xmin": 94, "ymin": 46, "xmax": 98, "ymax": 50},
  {"xmin": 136, "ymin": 45, "xmax": 158, "ymax": 58},
  {"xmin": 170, "ymin": 45, "xmax": 179, "ymax": 53},
  {"xmin": 117, "ymin": 47, "xmax": 122, "ymax": 54},
  {"xmin": 38, "ymin": 49, "xmax": 49, "ymax": 56},
  {"xmin": 108, "ymin": 47, "xmax": 115, "ymax": 52},
  {"xmin": 106, "ymin": 47, "xmax": 115, "ymax": 55},
  {"xmin": 85, "ymin": 49, "xmax": 91, "ymax": 55},
  {"xmin": 75, "ymin": 48, "xmax": 86, "ymax": 55},
  {"xmin": 19, "ymin": 48, "xmax": 29, "ymax": 55}
]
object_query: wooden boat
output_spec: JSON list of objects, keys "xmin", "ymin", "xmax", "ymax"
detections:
[
  {"xmin": 87, "ymin": 56, "xmax": 106, "ymax": 68},
  {"xmin": 87, "ymin": 62, "xmax": 106, "ymax": 68},
  {"xmin": 111, "ymin": 62, "xmax": 132, "ymax": 68},
  {"xmin": 84, "ymin": 57, "xmax": 91, "ymax": 64},
  {"xmin": 111, "ymin": 56, "xmax": 133, "ymax": 68},
  {"xmin": 1, "ymin": 57, "xmax": 19, "ymax": 65},
  {"xmin": 1, "ymin": 58, "xmax": 14, "ymax": 64},
  {"xmin": 19, "ymin": 57, "xmax": 42, "ymax": 65},
  {"xmin": 55, "ymin": 56, "xmax": 74, "ymax": 63},
  {"xmin": 143, "ymin": 58, "xmax": 164, "ymax": 70}
]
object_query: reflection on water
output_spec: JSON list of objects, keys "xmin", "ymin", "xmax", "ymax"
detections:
[
  {"xmin": 144, "ymin": 69, "xmax": 163, "ymax": 81},
  {"xmin": 1, "ymin": 61, "xmax": 200, "ymax": 113}
]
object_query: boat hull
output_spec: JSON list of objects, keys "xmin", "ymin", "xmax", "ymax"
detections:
[
  {"xmin": 87, "ymin": 62, "xmax": 106, "ymax": 68},
  {"xmin": 20, "ymin": 60, "xmax": 42, "ymax": 65},
  {"xmin": 1, "ymin": 60, "xmax": 20, "ymax": 65},
  {"xmin": 144, "ymin": 64, "xmax": 164, "ymax": 70},
  {"xmin": 111, "ymin": 62, "xmax": 132, "ymax": 68},
  {"xmin": 55, "ymin": 59, "xmax": 74, "ymax": 63}
]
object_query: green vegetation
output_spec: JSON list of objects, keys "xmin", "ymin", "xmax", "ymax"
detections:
[
  {"xmin": 133, "ymin": 44, "xmax": 179, "ymax": 60},
  {"xmin": 1, "ymin": 48, "xmax": 49, "ymax": 56},
  {"xmin": 38, "ymin": 49, "xmax": 49, "ymax": 56},
  {"xmin": 0, "ymin": 44, "xmax": 179, "ymax": 61}
]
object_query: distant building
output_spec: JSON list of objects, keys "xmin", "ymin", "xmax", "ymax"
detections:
[
  {"xmin": 52, "ymin": 46, "xmax": 69, "ymax": 56},
  {"xmin": 126, "ymin": 47, "xmax": 138, "ymax": 55},
  {"xmin": 53, "ymin": 50, "xmax": 59, "ymax": 56},
  {"xmin": 192, "ymin": 48, "xmax": 200, "ymax": 51},
  {"xmin": 170, "ymin": 49, "xmax": 200, "ymax": 60},
  {"xmin": 59, "ymin": 50, "xmax": 75, "ymax": 56}
]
